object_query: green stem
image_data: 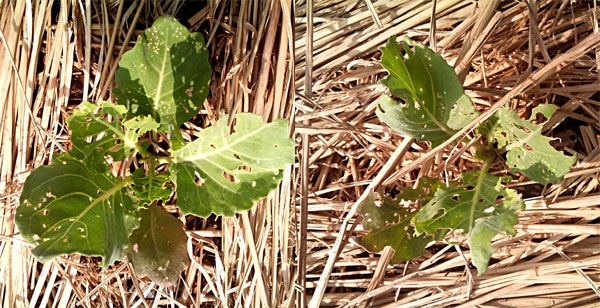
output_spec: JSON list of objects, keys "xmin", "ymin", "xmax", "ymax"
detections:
[{"xmin": 468, "ymin": 130, "xmax": 497, "ymax": 231}]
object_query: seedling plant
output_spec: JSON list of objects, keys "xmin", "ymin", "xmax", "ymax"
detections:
[
  {"xmin": 15, "ymin": 16, "xmax": 294, "ymax": 286},
  {"xmin": 358, "ymin": 37, "xmax": 576, "ymax": 274}
]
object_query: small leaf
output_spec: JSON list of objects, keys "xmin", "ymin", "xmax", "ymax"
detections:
[
  {"xmin": 131, "ymin": 168, "xmax": 173, "ymax": 206},
  {"xmin": 413, "ymin": 171, "xmax": 524, "ymax": 274},
  {"xmin": 114, "ymin": 16, "xmax": 211, "ymax": 131},
  {"xmin": 15, "ymin": 152, "xmax": 138, "ymax": 267},
  {"xmin": 170, "ymin": 112, "xmax": 294, "ymax": 216},
  {"xmin": 376, "ymin": 37, "xmax": 479, "ymax": 146},
  {"xmin": 493, "ymin": 105, "xmax": 576, "ymax": 184},
  {"xmin": 67, "ymin": 102, "xmax": 158, "ymax": 164},
  {"xmin": 469, "ymin": 189, "xmax": 522, "ymax": 273},
  {"xmin": 128, "ymin": 204, "xmax": 189, "ymax": 287},
  {"xmin": 357, "ymin": 193, "xmax": 431, "ymax": 263}
]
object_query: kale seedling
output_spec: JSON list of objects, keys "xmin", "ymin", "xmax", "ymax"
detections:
[
  {"xmin": 15, "ymin": 16, "xmax": 294, "ymax": 287},
  {"xmin": 359, "ymin": 37, "xmax": 576, "ymax": 274}
]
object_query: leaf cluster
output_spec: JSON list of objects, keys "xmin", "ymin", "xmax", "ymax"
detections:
[
  {"xmin": 15, "ymin": 16, "xmax": 294, "ymax": 286},
  {"xmin": 359, "ymin": 37, "xmax": 576, "ymax": 274}
]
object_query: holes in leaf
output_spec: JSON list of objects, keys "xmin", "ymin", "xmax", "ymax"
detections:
[
  {"xmin": 452, "ymin": 194, "xmax": 461, "ymax": 202},
  {"xmin": 78, "ymin": 228, "xmax": 84, "ymax": 232},
  {"xmin": 42, "ymin": 209, "xmax": 49, "ymax": 216},
  {"xmin": 97, "ymin": 190, "xmax": 102, "ymax": 195},
  {"xmin": 484, "ymin": 207, "xmax": 495, "ymax": 213},
  {"xmin": 523, "ymin": 143, "xmax": 533, "ymax": 151},
  {"xmin": 517, "ymin": 125, "xmax": 531, "ymax": 133},
  {"xmin": 222, "ymin": 171, "xmax": 240, "ymax": 183},
  {"xmin": 236, "ymin": 165, "xmax": 252, "ymax": 173},
  {"xmin": 54, "ymin": 226, "xmax": 61, "ymax": 231},
  {"xmin": 430, "ymin": 209, "xmax": 445, "ymax": 220},
  {"xmin": 193, "ymin": 171, "xmax": 205, "ymax": 186},
  {"xmin": 210, "ymin": 144, "xmax": 216, "ymax": 150},
  {"xmin": 274, "ymin": 144, "xmax": 279, "ymax": 149},
  {"xmin": 478, "ymin": 198, "xmax": 484, "ymax": 203},
  {"xmin": 233, "ymin": 153, "xmax": 241, "ymax": 161}
]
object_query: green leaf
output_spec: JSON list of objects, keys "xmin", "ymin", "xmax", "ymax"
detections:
[
  {"xmin": 357, "ymin": 192, "xmax": 432, "ymax": 264},
  {"xmin": 170, "ymin": 112, "xmax": 294, "ymax": 216},
  {"xmin": 493, "ymin": 105, "xmax": 576, "ymax": 184},
  {"xmin": 468, "ymin": 189, "xmax": 522, "ymax": 273},
  {"xmin": 114, "ymin": 16, "xmax": 211, "ymax": 131},
  {"xmin": 67, "ymin": 101, "xmax": 159, "ymax": 165},
  {"xmin": 395, "ymin": 177, "xmax": 444, "ymax": 205},
  {"xmin": 131, "ymin": 168, "xmax": 173, "ymax": 206},
  {"xmin": 376, "ymin": 37, "xmax": 479, "ymax": 147},
  {"xmin": 413, "ymin": 171, "xmax": 524, "ymax": 274},
  {"xmin": 128, "ymin": 204, "xmax": 189, "ymax": 287},
  {"xmin": 15, "ymin": 152, "xmax": 138, "ymax": 267}
]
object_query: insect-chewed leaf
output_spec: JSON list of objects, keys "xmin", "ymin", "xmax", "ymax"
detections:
[
  {"xmin": 15, "ymin": 152, "xmax": 139, "ymax": 267},
  {"xmin": 128, "ymin": 204, "xmax": 189, "ymax": 287},
  {"xmin": 131, "ymin": 168, "xmax": 173, "ymax": 206},
  {"xmin": 114, "ymin": 16, "xmax": 211, "ymax": 131},
  {"xmin": 468, "ymin": 189, "xmax": 522, "ymax": 273},
  {"xmin": 493, "ymin": 105, "xmax": 576, "ymax": 184},
  {"xmin": 357, "ymin": 193, "xmax": 431, "ymax": 264},
  {"xmin": 413, "ymin": 171, "xmax": 524, "ymax": 274},
  {"xmin": 376, "ymin": 37, "xmax": 479, "ymax": 147},
  {"xmin": 170, "ymin": 112, "xmax": 294, "ymax": 216},
  {"xmin": 67, "ymin": 102, "xmax": 158, "ymax": 165},
  {"xmin": 395, "ymin": 177, "xmax": 444, "ymax": 204}
]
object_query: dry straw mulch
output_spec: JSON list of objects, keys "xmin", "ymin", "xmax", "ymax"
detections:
[
  {"xmin": 0, "ymin": 0, "xmax": 598, "ymax": 307},
  {"xmin": 295, "ymin": 0, "xmax": 600, "ymax": 307},
  {"xmin": 1, "ymin": 1, "xmax": 294, "ymax": 307}
]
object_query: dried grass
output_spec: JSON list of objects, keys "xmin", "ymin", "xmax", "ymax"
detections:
[
  {"xmin": 1, "ymin": 1, "xmax": 293, "ymax": 307},
  {"xmin": 0, "ymin": 0, "xmax": 599, "ymax": 307},
  {"xmin": 295, "ymin": 0, "xmax": 600, "ymax": 307}
]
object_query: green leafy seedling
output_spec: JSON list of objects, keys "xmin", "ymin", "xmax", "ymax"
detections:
[
  {"xmin": 15, "ymin": 16, "xmax": 294, "ymax": 286},
  {"xmin": 361, "ymin": 36, "xmax": 576, "ymax": 274}
]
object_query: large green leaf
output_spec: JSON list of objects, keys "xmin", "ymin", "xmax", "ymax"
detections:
[
  {"xmin": 357, "ymin": 192, "xmax": 432, "ymax": 264},
  {"xmin": 170, "ymin": 112, "xmax": 294, "ymax": 216},
  {"xmin": 67, "ymin": 101, "xmax": 158, "ymax": 165},
  {"xmin": 494, "ymin": 105, "xmax": 576, "ymax": 184},
  {"xmin": 128, "ymin": 204, "xmax": 189, "ymax": 287},
  {"xmin": 15, "ymin": 152, "xmax": 138, "ymax": 267},
  {"xmin": 114, "ymin": 16, "xmax": 211, "ymax": 131},
  {"xmin": 413, "ymin": 171, "xmax": 524, "ymax": 274},
  {"xmin": 376, "ymin": 37, "xmax": 479, "ymax": 147}
]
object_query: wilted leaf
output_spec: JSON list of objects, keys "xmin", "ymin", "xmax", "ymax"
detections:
[
  {"xmin": 357, "ymin": 193, "xmax": 431, "ymax": 263},
  {"xmin": 170, "ymin": 112, "xmax": 294, "ymax": 216},
  {"xmin": 67, "ymin": 101, "xmax": 158, "ymax": 165},
  {"xmin": 494, "ymin": 105, "xmax": 576, "ymax": 184},
  {"xmin": 376, "ymin": 37, "xmax": 479, "ymax": 146},
  {"xmin": 131, "ymin": 168, "xmax": 173, "ymax": 206},
  {"xmin": 114, "ymin": 16, "xmax": 211, "ymax": 131},
  {"xmin": 128, "ymin": 204, "xmax": 189, "ymax": 287},
  {"xmin": 15, "ymin": 152, "xmax": 138, "ymax": 267},
  {"xmin": 413, "ymin": 171, "xmax": 524, "ymax": 274}
]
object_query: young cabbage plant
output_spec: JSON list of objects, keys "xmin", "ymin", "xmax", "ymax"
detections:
[
  {"xmin": 359, "ymin": 37, "xmax": 576, "ymax": 274},
  {"xmin": 15, "ymin": 16, "xmax": 294, "ymax": 287}
]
